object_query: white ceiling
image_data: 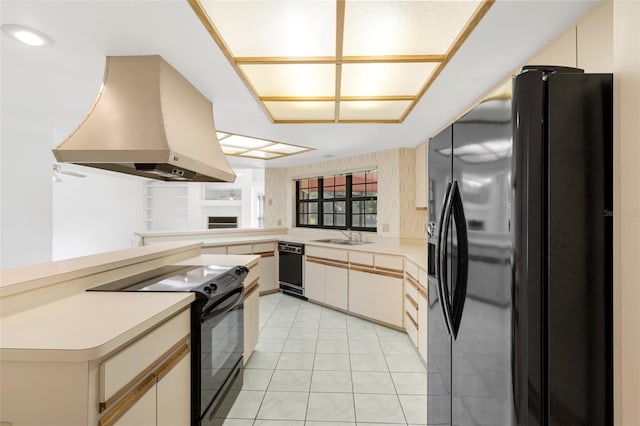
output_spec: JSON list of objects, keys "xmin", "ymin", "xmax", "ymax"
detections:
[{"xmin": 1, "ymin": 0, "xmax": 598, "ymax": 169}]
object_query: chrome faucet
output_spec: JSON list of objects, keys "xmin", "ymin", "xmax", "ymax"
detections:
[{"xmin": 339, "ymin": 229, "xmax": 353, "ymax": 241}]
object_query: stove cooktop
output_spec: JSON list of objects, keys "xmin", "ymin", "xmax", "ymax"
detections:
[{"xmin": 87, "ymin": 264, "xmax": 245, "ymax": 298}]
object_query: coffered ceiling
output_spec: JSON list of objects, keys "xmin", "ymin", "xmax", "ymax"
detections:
[
  {"xmin": 190, "ymin": 0, "xmax": 491, "ymax": 123},
  {"xmin": 0, "ymin": 0, "xmax": 598, "ymax": 169}
]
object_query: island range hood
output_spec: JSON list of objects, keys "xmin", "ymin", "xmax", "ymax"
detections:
[{"xmin": 53, "ymin": 55, "xmax": 236, "ymax": 182}]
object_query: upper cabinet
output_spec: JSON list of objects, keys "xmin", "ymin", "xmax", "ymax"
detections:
[{"xmin": 415, "ymin": 142, "xmax": 428, "ymax": 209}]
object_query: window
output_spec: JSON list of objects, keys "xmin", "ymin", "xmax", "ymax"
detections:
[{"xmin": 296, "ymin": 170, "xmax": 377, "ymax": 231}]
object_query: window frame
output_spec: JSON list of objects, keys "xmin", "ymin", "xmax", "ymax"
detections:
[{"xmin": 295, "ymin": 170, "xmax": 377, "ymax": 232}]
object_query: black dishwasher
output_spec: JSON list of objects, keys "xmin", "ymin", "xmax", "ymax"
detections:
[{"xmin": 278, "ymin": 241, "xmax": 305, "ymax": 298}]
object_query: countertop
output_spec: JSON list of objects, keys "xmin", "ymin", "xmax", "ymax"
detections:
[
  {"xmin": 0, "ymin": 291, "xmax": 194, "ymax": 362},
  {"xmin": 194, "ymin": 234, "xmax": 427, "ymax": 270},
  {"xmin": 0, "ymin": 252, "xmax": 259, "ymax": 363}
]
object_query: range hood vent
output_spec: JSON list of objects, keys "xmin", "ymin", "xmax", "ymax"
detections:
[{"xmin": 53, "ymin": 55, "xmax": 236, "ymax": 182}]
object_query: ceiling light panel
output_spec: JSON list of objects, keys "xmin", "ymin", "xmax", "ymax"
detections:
[
  {"xmin": 342, "ymin": 1, "xmax": 482, "ymax": 56},
  {"xmin": 221, "ymin": 146, "xmax": 248, "ymax": 155},
  {"xmin": 241, "ymin": 64, "xmax": 335, "ymax": 97},
  {"xmin": 263, "ymin": 143, "xmax": 309, "ymax": 154},
  {"xmin": 239, "ymin": 150, "xmax": 282, "ymax": 159},
  {"xmin": 264, "ymin": 101, "xmax": 336, "ymax": 121},
  {"xmin": 339, "ymin": 100, "xmax": 412, "ymax": 121},
  {"xmin": 341, "ymin": 62, "xmax": 439, "ymax": 97},
  {"xmin": 199, "ymin": 0, "xmax": 335, "ymax": 57},
  {"xmin": 190, "ymin": 0, "xmax": 493, "ymax": 123},
  {"xmin": 221, "ymin": 134, "xmax": 271, "ymax": 149}
]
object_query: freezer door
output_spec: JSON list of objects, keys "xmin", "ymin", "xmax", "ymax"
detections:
[
  {"xmin": 427, "ymin": 125, "xmax": 453, "ymax": 425},
  {"xmin": 451, "ymin": 96, "xmax": 515, "ymax": 426},
  {"xmin": 546, "ymin": 72, "xmax": 613, "ymax": 426}
]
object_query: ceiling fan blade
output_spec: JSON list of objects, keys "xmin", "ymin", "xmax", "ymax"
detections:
[
  {"xmin": 59, "ymin": 169, "xmax": 86, "ymax": 178},
  {"xmin": 53, "ymin": 163, "xmax": 86, "ymax": 178}
]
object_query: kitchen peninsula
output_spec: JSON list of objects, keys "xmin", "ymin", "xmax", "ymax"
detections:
[{"xmin": 0, "ymin": 242, "xmax": 259, "ymax": 426}]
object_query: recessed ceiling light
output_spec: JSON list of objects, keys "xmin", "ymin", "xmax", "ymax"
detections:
[{"xmin": 1, "ymin": 24, "xmax": 53, "ymax": 47}]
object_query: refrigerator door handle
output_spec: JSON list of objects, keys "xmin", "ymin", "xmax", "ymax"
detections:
[
  {"xmin": 437, "ymin": 181, "xmax": 455, "ymax": 336},
  {"xmin": 449, "ymin": 182, "xmax": 469, "ymax": 339}
]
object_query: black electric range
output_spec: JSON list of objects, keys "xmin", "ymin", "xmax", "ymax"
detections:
[{"xmin": 89, "ymin": 264, "xmax": 248, "ymax": 426}]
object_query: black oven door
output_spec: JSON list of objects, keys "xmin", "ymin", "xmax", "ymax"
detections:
[{"xmin": 194, "ymin": 287, "xmax": 244, "ymax": 425}]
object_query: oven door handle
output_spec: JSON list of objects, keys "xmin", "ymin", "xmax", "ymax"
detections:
[{"xmin": 201, "ymin": 286, "xmax": 244, "ymax": 321}]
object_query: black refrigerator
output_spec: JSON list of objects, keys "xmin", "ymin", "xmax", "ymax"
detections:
[{"xmin": 426, "ymin": 66, "xmax": 613, "ymax": 426}]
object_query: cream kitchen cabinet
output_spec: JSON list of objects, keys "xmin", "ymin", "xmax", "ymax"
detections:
[
  {"xmin": 244, "ymin": 277, "xmax": 260, "ymax": 361},
  {"xmin": 417, "ymin": 287, "xmax": 428, "ymax": 361},
  {"xmin": 253, "ymin": 242, "xmax": 278, "ymax": 294},
  {"xmin": 304, "ymin": 258, "xmax": 348, "ymax": 310},
  {"xmin": 305, "ymin": 246, "xmax": 349, "ymax": 310},
  {"xmin": 348, "ymin": 268, "xmax": 403, "ymax": 327},
  {"xmin": 98, "ymin": 309, "xmax": 191, "ymax": 426}
]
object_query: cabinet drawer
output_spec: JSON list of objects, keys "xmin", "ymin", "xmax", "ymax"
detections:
[
  {"xmin": 405, "ymin": 312, "xmax": 418, "ymax": 347},
  {"xmin": 306, "ymin": 246, "xmax": 348, "ymax": 262},
  {"xmin": 405, "ymin": 280, "xmax": 419, "ymax": 307},
  {"xmin": 253, "ymin": 242, "xmax": 275, "ymax": 254},
  {"xmin": 418, "ymin": 268, "xmax": 428, "ymax": 286},
  {"xmin": 203, "ymin": 246, "xmax": 227, "ymax": 255},
  {"xmin": 349, "ymin": 251, "xmax": 373, "ymax": 266},
  {"xmin": 374, "ymin": 254, "xmax": 403, "ymax": 271},
  {"xmin": 100, "ymin": 309, "xmax": 190, "ymax": 403},
  {"xmin": 405, "ymin": 295, "xmax": 418, "ymax": 324},
  {"xmin": 227, "ymin": 244, "xmax": 253, "ymax": 255},
  {"xmin": 405, "ymin": 261, "xmax": 419, "ymax": 281}
]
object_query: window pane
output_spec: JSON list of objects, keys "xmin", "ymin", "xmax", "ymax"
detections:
[
  {"xmin": 324, "ymin": 214, "xmax": 333, "ymax": 226},
  {"xmin": 336, "ymin": 214, "xmax": 346, "ymax": 226},
  {"xmin": 299, "ymin": 214, "xmax": 307, "ymax": 225},
  {"xmin": 324, "ymin": 202, "xmax": 333, "ymax": 213},
  {"xmin": 310, "ymin": 202, "xmax": 318, "ymax": 213},
  {"xmin": 365, "ymin": 200, "xmax": 377, "ymax": 213},
  {"xmin": 335, "ymin": 175, "xmax": 347, "ymax": 186},
  {"xmin": 366, "ymin": 183, "xmax": 378, "ymax": 196},
  {"xmin": 352, "ymin": 183, "xmax": 366, "ymax": 196},
  {"xmin": 324, "ymin": 189, "xmax": 334, "ymax": 199},
  {"xmin": 335, "ymin": 201, "xmax": 346, "ymax": 213},
  {"xmin": 299, "ymin": 203, "xmax": 307, "ymax": 214},
  {"xmin": 365, "ymin": 214, "xmax": 377, "ymax": 227},
  {"xmin": 352, "ymin": 201, "xmax": 362, "ymax": 214},
  {"xmin": 335, "ymin": 185, "xmax": 346, "ymax": 198},
  {"xmin": 299, "ymin": 179, "xmax": 308, "ymax": 190},
  {"xmin": 352, "ymin": 214, "xmax": 362, "ymax": 227},
  {"xmin": 309, "ymin": 213, "xmax": 318, "ymax": 225},
  {"xmin": 309, "ymin": 190, "xmax": 318, "ymax": 200},
  {"xmin": 324, "ymin": 176, "xmax": 334, "ymax": 186},
  {"xmin": 309, "ymin": 178, "xmax": 319, "ymax": 188},
  {"xmin": 366, "ymin": 171, "xmax": 378, "ymax": 182},
  {"xmin": 299, "ymin": 189, "xmax": 307, "ymax": 200},
  {"xmin": 352, "ymin": 172, "xmax": 366, "ymax": 184}
]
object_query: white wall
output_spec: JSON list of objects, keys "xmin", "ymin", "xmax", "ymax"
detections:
[
  {"xmin": 0, "ymin": 114, "xmax": 54, "ymax": 269},
  {"xmin": 52, "ymin": 167, "xmax": 145, "ymax": 261}
]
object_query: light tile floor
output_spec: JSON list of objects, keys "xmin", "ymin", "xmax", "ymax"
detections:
[{"xmin": 214, "ymin": 292, "xmax": 427, "ymax": 426}]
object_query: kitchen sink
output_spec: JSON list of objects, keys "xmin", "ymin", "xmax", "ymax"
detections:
[{"xmin": 311, "ymin": 238, "xmax": 372, "ymax": 246}]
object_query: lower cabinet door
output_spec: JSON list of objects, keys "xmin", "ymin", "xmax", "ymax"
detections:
[
  {"xmin": 157, "ymin": 355, "xmax": 191, "ymax": 426},
  {"xmin": 417, "ymin": 292, "xmax": 428, "ymax": 361},
  {"xmin": 324, "ymin": 265, "xmax": 348, "ymax": 310},
  {"xmin": 348, "ymin": 270, "xmax": 374, "ymax": 318},
  {"xmin": 244, "ymin": 287, "xmax": 260, "ymax": 360},
  {"xmin": 304, "ymin": 261, "xmax": 325, "ymax": 302},
  {"xmin": 372, "ymin": 274, "xmax": 403, "ymax": 327},
  {"xmin": 259, "ymin": 256, "xmax": 277, "ymax": 292},
  {"xmin": 113, "ymin": 386, "xmax": 156, "ymax": 426}
]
